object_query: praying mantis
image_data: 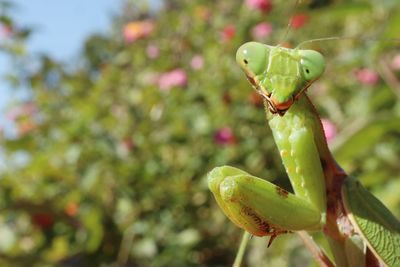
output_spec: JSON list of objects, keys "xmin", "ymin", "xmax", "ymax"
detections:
[{"xmin": 208, "ymin": 41, "xmax": 400, "ymax": 266}]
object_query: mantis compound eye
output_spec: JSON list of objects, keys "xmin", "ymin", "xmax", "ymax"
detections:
[
  {"xmin": 298, "ymin": 50, "xmax": 326, "ymax": 81},
  {"xmin": 236, "ymin": 42, "xmax": 267, "ymax": 76}
]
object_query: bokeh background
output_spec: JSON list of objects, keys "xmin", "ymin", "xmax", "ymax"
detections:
[{"xmin": 0, "ymin": 0, "xmax": 399, "ymax": 266}]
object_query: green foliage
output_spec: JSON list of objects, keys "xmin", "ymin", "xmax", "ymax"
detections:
[{"xmin": 0, "ymin": 0, "xmax": 399, "ymax": 266}]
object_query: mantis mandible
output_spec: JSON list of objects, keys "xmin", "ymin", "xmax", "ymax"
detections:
[{"xmin": 208, "ymin": 41, "xmax": 400, "ymax": 267}]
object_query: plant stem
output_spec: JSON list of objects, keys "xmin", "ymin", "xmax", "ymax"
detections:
[
  {"xmin": 297, "ymin": 231, "xmax": 335, "ymax": 267},
  {"xmin": 233, "ymin": 231, "xmax": 251, "ymax": 267}
]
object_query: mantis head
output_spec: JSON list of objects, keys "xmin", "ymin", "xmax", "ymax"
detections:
[{"xmin": 236, "ymin": 41, "xmax": 326, "ymax": 115}]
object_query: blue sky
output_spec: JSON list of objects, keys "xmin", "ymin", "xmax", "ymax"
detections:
[
  {"xmin": 12, "ymin": 0, "xmax": 120, "ymax": 59},
  {"xmin": 0, "ymin": 0, "xmax": 121, "ymax": 126}
]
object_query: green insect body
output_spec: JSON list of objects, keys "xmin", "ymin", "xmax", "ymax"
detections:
[
  {"xmin": 267, "ymin": 96, "xmax": 327, "ymax": 219},
  {"xmin": 209, "ymin": 43, "xmax": 329, "ymax": 233},
  {"xmin": 208, "ymin": 41, "xmax": 400, "ymax": 266},
  {"xmin": 343, "ymin": 177, "xmax": 400, "ymax": 266}
]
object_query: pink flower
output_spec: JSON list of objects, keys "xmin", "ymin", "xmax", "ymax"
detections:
[
  {"xmin": 190, "ymin": 55, "xmax": 204, "ymax": 70},
  {"xmin": 158, "ymin": 69, "xmax": 188, "ymax": 91},
  {"xmin": 391, "ymin": 54, "xmax": 400, "ymax": 70},
  {"xmin": 251, "ymin": 22, "xmax": 273, "ymax": 40},
  {"xmin": 0, "ymin": 24, "xmax": 12, "ymax": 38},
  {"xmin": 354, "ymin": 68, "xmax": 379, "ymax": 86},
  {"xmin": 245, "ymin": 0, "xmax": 272, "ymax": 13},
  {"xmin": 214, "ymin": 127, "xmax": 236, "ymax": 145},
  {"xmin": 221, "ymin": 25, "xmax": 236, "ymax": 42},
  {"xmin": 146, "ymin": 44, "xmax": 160, "ymax": 59},
  {"xmin": 290, "ymin": 14, "xmax": 309, "ymax": 29},
  {"xmin": 6, "ymin": 103, "xmax": 37, "ymax": 121},
  {"xmin": 321, "ymin": 119, "xmax": 337, "ymax": 143},
  {"xmin": 123, "ymin": 21, "xmax": 154, "ymax": 43}
]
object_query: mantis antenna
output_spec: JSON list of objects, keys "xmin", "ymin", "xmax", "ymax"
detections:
[
  {"xmin": 278, "ymin": 0, "xmax": 301, "ymax": 46},
  {"xmin": 296, "ymin": 36, "xmax": 400, "ymax": 49}
]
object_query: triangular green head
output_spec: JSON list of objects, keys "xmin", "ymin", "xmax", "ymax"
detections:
[{"xmin": 236, "ymin": 42, "xmax": 325, "ymax": 114}]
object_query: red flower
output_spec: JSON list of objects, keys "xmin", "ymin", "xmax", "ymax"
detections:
[
  {"xmin": 221, "ymin": 25, "xmax": 236, "ymax": 42},
  {"xmin": 245, "ymin": 0, "xmax": 272, "ymax": 13},
  {"xmin": 214, "ymin": 127, "xmax": 236, "ymax": 145},
  {"xmin": 290, "ymin": 14, "xmax": 309, "ymax": 29},
  {"xmin": 32, "ymin": 212, "xmax": 54, "ymax": 230}
]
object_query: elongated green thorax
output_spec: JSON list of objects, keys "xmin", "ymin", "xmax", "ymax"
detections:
[{"xmin": 267, "ymin": 96, "xmax": 328, "ymax": 218}]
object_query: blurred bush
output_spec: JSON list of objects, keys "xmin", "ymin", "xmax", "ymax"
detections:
[{"xmin": 0, "ymin": 0, "xmax": 399, "ymax": 266}]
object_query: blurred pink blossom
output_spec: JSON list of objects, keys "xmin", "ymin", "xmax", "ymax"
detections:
[
  {"xmin": 190, "ymin": 55, "xmax": 204, "ymax": 70},
  {"xmin": 6, "ymin": 103, "xmax": 37, "ymax": 121},
  {"xmin": 123, "ymin": 21, "xmax": 154, "ymax": 43},
  {"xmin": 221, "ymin": 25, "xmax": 236, "ymax": 42},
  {"xmin": 391, "ymin": 54, "xmax": 400, "ymax": 70},
  {"xmin": 146, "ymin": 44, "xmax": 160, "ymax": 59},
  {"xmin": 214, "ymin": 127, "xmax": 236, "ymax": 145},
  {"xmin": 158, "ymin": 69, "xmax": 188, "ymax": 91},
  {"xmin": 290, "ymin": 14, "xmax": 309, "ymax": 29},
  {"xmin": 321, "ymin": 119, "xmax": 337, "ymax": 143},
  {"xmin": 245, "ymin": 0, "xmax": 272, "ymax": 13},
  {"xmin": 251, "ymin": 22, "xmax": 273, "ymax": 40},
  {"xmin": 0, "ymin": 24, "xmax": 12, "ymax": 38},
  {"xmin": 354, "ymin": 68, "xmax": 379, "ymax": 86}
]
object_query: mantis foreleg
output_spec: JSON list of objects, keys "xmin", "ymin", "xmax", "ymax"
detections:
[{"xmin": 208, "ymin": 166, "xmax": 322, "ymax": 237}]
